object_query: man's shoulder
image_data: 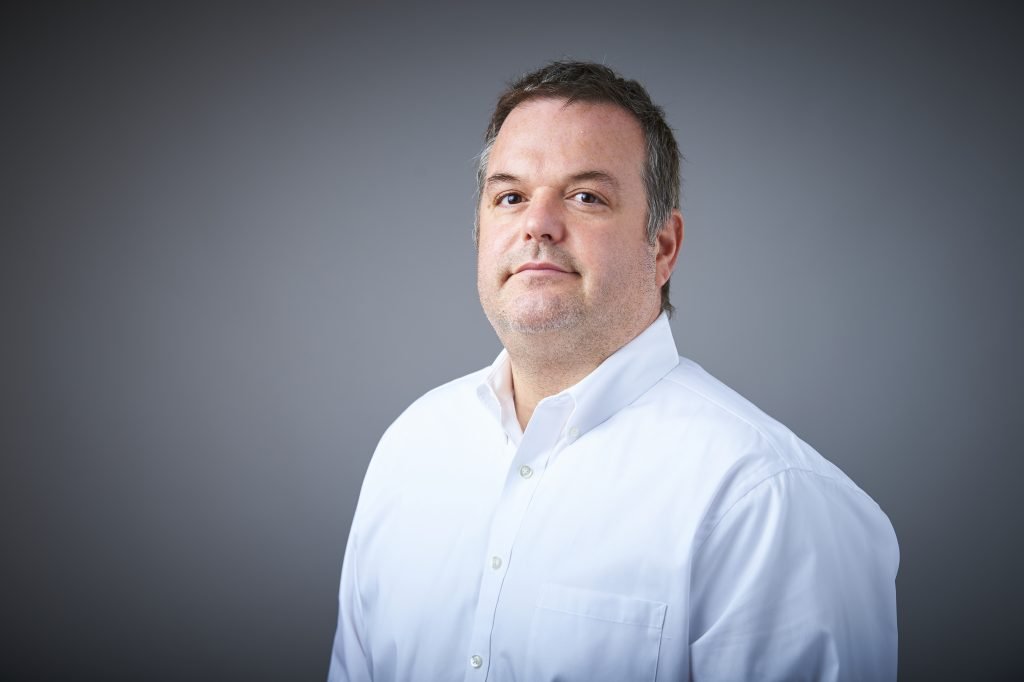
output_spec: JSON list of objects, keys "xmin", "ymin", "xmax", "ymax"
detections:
[
  {"xmin": 648, "ymin": 355, "xmax": 856, "ymax": 487},
  {"xmin": 358, "ymin": 365, "xmax": 493, "ymax": 491},
  {"xmin": 651, "ymin": 356, "xmax": 795, "ymax": 448},
  {"xmin": 404, "ymin": 365, "xmax": 491, "ymax": 416},
  {"xmin": 646, "ymin": 356, "xmax": 890, "ymax": 536},
  {"xmin": 377, "ymin": 365, "xmax": 492, "ymax": 442},
  {"xmin": 661, "ymin": 357, "xmax": 777, "ymax": 427}
]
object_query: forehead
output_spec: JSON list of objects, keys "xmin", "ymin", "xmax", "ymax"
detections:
[{"xmin": 488, "ymin": 98, "xmax": 646, "ymax": 180}]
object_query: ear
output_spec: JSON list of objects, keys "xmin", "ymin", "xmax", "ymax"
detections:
[{"xmin": 655, "ymin": 209, "xmax": 684, "ymax": 288}]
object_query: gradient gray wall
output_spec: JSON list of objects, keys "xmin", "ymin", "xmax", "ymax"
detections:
[{"xmin": 3, "ymin": 2, "xmax": 1021, "ymax": 680}]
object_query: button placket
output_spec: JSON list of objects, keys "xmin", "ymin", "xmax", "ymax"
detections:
[{"xmin": 464, "ymin": 400, "xmax": 573, "ymax": 682}]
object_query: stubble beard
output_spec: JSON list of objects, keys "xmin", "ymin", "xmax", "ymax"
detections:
[
  {"xmin": 480, "ymin": 243, "xmax": 588, "ymax": 338},
  {"xmin": 489, "ymin": 285, "xmax": 587, "ymax": 336}
]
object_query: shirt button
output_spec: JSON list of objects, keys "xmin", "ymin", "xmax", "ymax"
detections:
[
  {"xmin": 568, "ymin": 425, "xmax": 580, "ymax": 440},
  {"xmin": 519, "ymin": 465, "xmax": 533, "ymax": 479},
  {"xmin": 491, "ymin": 556, "xmax": 502, "ymax": 570},
  {"xmin": 470, "ymin": 654, "xmax": 483, "ymax": 669}
]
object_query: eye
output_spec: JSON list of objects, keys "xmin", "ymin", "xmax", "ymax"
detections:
[
  {"xmin": 572, "ymin": 191, "xmax": 602, "ymax": 204},
  {"xmin": 497, "ymin": 192, "xmax": 524, "ymax": 206}
]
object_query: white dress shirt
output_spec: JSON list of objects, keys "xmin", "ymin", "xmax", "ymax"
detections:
[{"xmin": 328, "ymin": 314, "xmax": 899, "ymax": 681}]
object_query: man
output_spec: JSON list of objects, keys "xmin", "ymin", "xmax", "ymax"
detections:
[{"xmin": 328, "ymin": 61, "xmax": 898, "ymax": 681}]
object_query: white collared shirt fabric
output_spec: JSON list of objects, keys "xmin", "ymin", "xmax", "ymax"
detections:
[{"xmin": 328, "ymin": 315, "xmax": 899, "ymax": 681}]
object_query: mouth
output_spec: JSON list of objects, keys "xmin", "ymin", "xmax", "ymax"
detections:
[{"xmin": 512, "ymin": 261, "xmax": 573, "ymax": 276}]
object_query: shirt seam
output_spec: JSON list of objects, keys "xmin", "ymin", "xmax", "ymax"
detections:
[
  {"xmin": 536, "ymin": 605, "xmax": 666, "ymax": 629},
  {"xmin": 667, "ymin": 370, "xmax": 886, "ymax": 514},
  {"xmin": 663, "ymin": 372, "xmax": 791, "ymax": 464},
  {"xmin": 691, "ymin": 467, "xmax": 845, "ymax": 557},
  {"xmin": 664, "ymin": 371, "xmax": 880, "ymax": 504}
]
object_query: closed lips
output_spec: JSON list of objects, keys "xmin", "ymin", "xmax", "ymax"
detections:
[{"xmin": 513, "ymin": 262, "xmax": 573, "ymax": 274}]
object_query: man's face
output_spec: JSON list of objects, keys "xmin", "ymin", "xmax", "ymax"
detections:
[{"xmin": 476, "ymin": 97, "xmax": 661, "ymax": 342}]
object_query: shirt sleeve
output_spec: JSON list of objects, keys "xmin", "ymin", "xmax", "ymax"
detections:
[
  {"xmin": 327, "ymin": 523, "xmax": 373, "ymax": 682},
  {"xmin": 688, "ymin": 468, "xmax": 899, "ymax": 681}
]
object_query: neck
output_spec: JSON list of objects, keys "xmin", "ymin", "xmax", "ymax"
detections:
[
  {"xmin": 504, "ymin": 311, "xmax": 659, "ymax": 430},
  {"xmin": 508, "ymin": 350, "xmax": 597, "ymax": 430}
]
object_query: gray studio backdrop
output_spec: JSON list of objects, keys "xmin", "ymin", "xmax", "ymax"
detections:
[{"xmin": 3, "ymin": 2, "xmax": 1021, "ymax": 680}]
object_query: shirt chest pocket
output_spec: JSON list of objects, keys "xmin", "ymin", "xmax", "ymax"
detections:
[{"xmin": 524, "ymin": 583, "xmax": 667, "ymax": 682}]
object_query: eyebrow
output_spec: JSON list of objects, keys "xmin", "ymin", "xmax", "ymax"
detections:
[
  {"xmin": 484, "ymin": 170, "xmax": 621, "ymax": 191},
  {"xmin": 484, "ymin": 173, "xmax": 521, "ymax": 189}
]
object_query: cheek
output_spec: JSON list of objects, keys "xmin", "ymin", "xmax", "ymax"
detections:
[
  {"xmin": 587, "ymin": 244, "xmax": 655, "ymax": 290},
  {"xmin": 476, "ymin": 244, "xmax": 505, "ymax": 286},
  {"xmin": 478, "ymin": 228, "xmax": 513, "ymax": 265},
  {"xmin": 576, "ymin": 241, "xmax": 619, "ymax": 276}
]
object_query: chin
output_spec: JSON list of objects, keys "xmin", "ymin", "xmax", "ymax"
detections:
[{"xmin": 500, "ymin": 302, "xmax": 586, "ymax": 335}]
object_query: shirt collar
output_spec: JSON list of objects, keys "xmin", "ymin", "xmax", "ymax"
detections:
[{"xmin": 476, "ymin": 314, "xmax": 680, "ymax": 442}]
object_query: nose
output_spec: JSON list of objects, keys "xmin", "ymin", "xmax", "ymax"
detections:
[{"xmin": 521, "ymin": 190, "xmax": 565, "ymax": 243}]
